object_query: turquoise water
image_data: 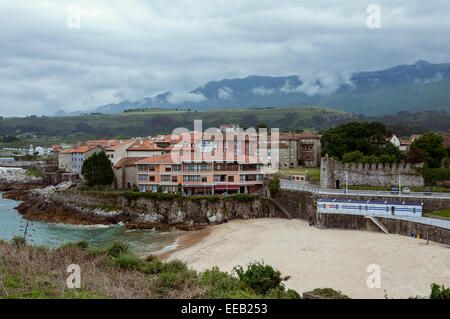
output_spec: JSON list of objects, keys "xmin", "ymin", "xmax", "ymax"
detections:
[{"xmin": 0, "ymin": 192, "xmax": 183, "ymax": 257}]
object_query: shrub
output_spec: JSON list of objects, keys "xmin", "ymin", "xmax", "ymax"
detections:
[
  {"xmin": 140, "ymin": 259, "xmax": 164, "ymax": 274},
  {"xmin": 233, "ymin": 261, "xmax": 285, "ymax": 295},
  {"xmin": 11, "ymin": 236, "xmax": 26, "ymax": 246},
  {"xmin": 107, "ymin": 241, "xmax": 130, "ymax": 257},
  {"xmin": 114, "ymin": 254, "xmax": 142, "ymax": 270},
  {"xmin": 268, "ymin": 177, "xmax": 280, "ymax": 196},
  {"xmin": 200, "ymin": 267, "xmax": 243, "ymax": 298},
  {"xmin": 430, "ymin": 283, "xmax": 450, "ymax": 299},
  {"xmin": 161, "ymin": 259, "xmax": 189, "ymax": 273},
  {"xmin": 154, "ymin": 271, "xmax": 185, "ymax": 292},
  {"xmin": 286, "ymin": 289, "xmax": 302, "ymax": 299},
  {"xmin": 308, "ymin": 288, "xmax": 350, "ymax": 299},
  {"xmin": 61, "ymin": 240, "xmax": 89, "ymax": 250}
]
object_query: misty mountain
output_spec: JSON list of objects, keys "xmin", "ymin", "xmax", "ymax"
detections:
[{"xmin": 58, "ymin": 60, "xmax": 450, "ymax": 116}]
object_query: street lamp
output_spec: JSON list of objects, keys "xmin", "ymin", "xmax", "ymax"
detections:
[
  {"xmin": 398, "ymin": 174, "xmax": 401, "ymax": 195},
  {"xmin": 345, "ymin": 171, "xmax": 348, "ymax": 194}
]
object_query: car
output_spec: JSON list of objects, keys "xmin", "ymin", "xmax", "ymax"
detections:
[
  {"xmin": 391, "ymin": 187, "xmax": 399, "ymax": 194},
  {"xmin": 402, "ymin": 187, "xmax": 411, "ymax": 194},
  {"xmin": 424, "ymin": 187, "xmax": 432, "ymax": 195}
]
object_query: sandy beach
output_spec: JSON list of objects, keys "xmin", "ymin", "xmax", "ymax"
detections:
[{"xmin": 166, "ymin": 218, "xmax": 450, "ymax": 299}]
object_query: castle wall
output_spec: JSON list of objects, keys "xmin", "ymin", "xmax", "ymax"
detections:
[{"xmin": 320, "ymin": 157, "xmax": 424, "ymax": 189}]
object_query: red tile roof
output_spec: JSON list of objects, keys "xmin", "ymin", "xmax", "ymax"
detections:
[{"xmin": 114, "ymin": 157, "xmax": 147, "ymax": 168}]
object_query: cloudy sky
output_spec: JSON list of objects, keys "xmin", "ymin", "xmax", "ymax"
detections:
[{"xmin": 1, "ymin": 0, "xmax": 449, "ymax": 116}]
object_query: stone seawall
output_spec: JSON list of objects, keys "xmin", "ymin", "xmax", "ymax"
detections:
[
  {"xmin": 318, "ymin": 213, "xmax": 450, "ymax": 246},
  {"xmin": 17, "ymin": 191, "xmax": 284, "ymax": 230},
  {"xmin": 274, "ymin": 188, "xmax": 450, "ymax": 245}
]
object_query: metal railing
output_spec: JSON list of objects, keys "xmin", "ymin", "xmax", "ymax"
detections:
[{"xmin": 279, "ymin": 180, "xmax": 450, "ymax": 199}]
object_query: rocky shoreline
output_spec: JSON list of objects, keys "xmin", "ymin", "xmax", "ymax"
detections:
[
  {"xmin": 3, "ymin": 190, "xmax": 207, "ymax": 231},
  {"xmin": 1, "ymin": 181, "xmax": 282, "ymax": 232}
]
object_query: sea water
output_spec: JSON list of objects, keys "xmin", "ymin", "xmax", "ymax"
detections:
[{"xmin": 0, "ymin": 192, "xmax": 183, "ymax": 256}]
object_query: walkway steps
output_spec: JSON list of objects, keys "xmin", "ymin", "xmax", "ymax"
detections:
[
  {"xmin": 365, "ymin": 216, "xmax": 389, "ymax": 234},
  {"xmin": 262, "ymin": 196, "xmax": 292, "ymax": 220}
]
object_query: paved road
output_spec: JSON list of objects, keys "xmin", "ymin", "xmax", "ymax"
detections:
[{"xmin": 280, "ymin": 180, "xmax": 450, "ymax": 200}]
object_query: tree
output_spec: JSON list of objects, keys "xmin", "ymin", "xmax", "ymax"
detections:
[
  {"xmin": 406, "ymin": 149, "xmax": 425, "ymax": 164},
  {"xmin": 320, "ymin": 122, "xmax": 392, "ymax": 160},
  {"xmin": 81, "ymin": 151, "xmax": 114, "ymax": 186},
  {"xmin": 342, "ymin": 151, "xmax": 364, "ymax": 163},
  {"xmin": 409, "ymin": 133, "xmax": 447, "ymax": 168}
]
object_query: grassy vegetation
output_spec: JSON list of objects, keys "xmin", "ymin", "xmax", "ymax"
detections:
[
  {"xmin": 424, "ymin": 210, "xmax": 450, "ymax": 219},
  {"xmin": 25, "ymin": 169, "xmax": 43, "ymax": 178},
  {"xmin": 278, "ymin": 168, "xmax": 320, "ymax": 181},
  {"xmin": 71, "ymin": 188, "xmax": 259, "ymax": 203},
  {"xmin": 307, "ymin": 288, "xmax": 350, "ymax": 299},
  {"xmin": 0, "ymin": 240, "xmax": 302, "ymax": 299},
  {"xmin": 0, "ymin": 106, "xmax": 354, "ymax": 139},
  {"xmin": 347, "ymin": 185, "xmax": 450, "ymax": 192}
]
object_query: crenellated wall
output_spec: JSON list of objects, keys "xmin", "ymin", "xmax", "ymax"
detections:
[{"xmin": 320, "ymin": 157, "xmax": 424, "ymax": 189}]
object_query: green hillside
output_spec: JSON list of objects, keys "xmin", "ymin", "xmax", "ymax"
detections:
[
  {"xmin": 0, "ymin": 106, "xmax": 355, "ymax": 140},
  {"xmin": 320, "ymin": 79, "xmax": 450, "ymax": 116}
]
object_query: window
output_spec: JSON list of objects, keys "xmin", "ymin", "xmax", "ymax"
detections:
[
  {"xmin": 214, "ymin": 175, "xmax": 226, "ymax": 182},
  {"xmin": 138, "ymin": 174, "xmax": 148, "ymax": 181},
  {"xmin": 228, "ymin": 176, "xmax": 234, "ymax": 182},
  {"xmin": 172, "ymin": 176, "xmax": 178, "ymax": 182},
  {"xmin": 183, "ymin": 163, "xmax": 212, "ymax": 172},
  {"xmin": 149, "ymin": 165, "xmax": 155, "ymax": 171},
  {"xmin": 183, "ymin": 175, "xmax": 200, "ymax": 182},
  {"xmin": 165, "ymin": 166, "xmax": 171, "ymax": 172},
  {"xmin": 161, "ymin": 175, "xmax": 171, "ymax": 182},
  {"xmin": 149, "ymin": 176, "xmax": 155, "ymax": 182},
  {"xmin": 202, "ymin": 176, "xmax": 207, "ymax": 183},
  {"xmin": 137, "ymin": 164, "xmax": 149, "ymax": 171},
  {"xmin": 173, "ymin": 164, "xmax": 182, "ymax": 172}
]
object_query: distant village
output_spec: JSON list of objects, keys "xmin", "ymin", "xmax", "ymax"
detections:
[{"xmin": 1, "ymin": 123, "xmax": 449, "ymax": 195}]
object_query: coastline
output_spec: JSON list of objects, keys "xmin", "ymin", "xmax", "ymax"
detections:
[
  {"xmin": 166, "ymin": 218, "xmax": 450, "ymax": 299},
  {"xmin": 158, "ymin": 226, "xmax": 213, "ymax": 259}
]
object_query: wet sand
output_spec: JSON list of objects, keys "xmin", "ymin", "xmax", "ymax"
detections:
[{"xmin": 166, "ymin": 218, "xmax": 450, "ymax": 299}]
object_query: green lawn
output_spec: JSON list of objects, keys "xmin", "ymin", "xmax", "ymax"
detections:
[
  {"xmin": 277, "ymin": 168, "xmax": 320, "ymax": 181},
  {"xmin": 347, "ymin": 185, "xmax": 450, "ymax": 193},
  {"xmin": 424, "ymin": 210, "xmax": 450, "ymax": 219}
]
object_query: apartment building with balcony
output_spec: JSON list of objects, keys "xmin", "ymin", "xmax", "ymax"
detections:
[
  {"xmin": 279, "ymin": 132, "xmax": 321, "ymax": 168},
  {"xmin": 135, "ymin": 153, "xmax": 264, "ymax": 195}
]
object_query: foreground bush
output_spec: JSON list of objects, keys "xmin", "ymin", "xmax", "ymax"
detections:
[
  {"xmin": 307, "ymin": 288, "xmax": 350, "ymax": 299},
  {"xmin": 0, "ymin": 241, "xmax": 300, "ymax": 299},
  {"xmin": 233, "ymin": 261, "xmax": 288, "ymax": 296},
  {"xmin": 430, "ymin": 283, "xmax": 450, "ymax": 299},
  {"xmin": 107, "ymin": 241, "xmax": 130, "ymax": 258}
]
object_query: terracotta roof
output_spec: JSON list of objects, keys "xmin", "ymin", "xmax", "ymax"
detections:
[
  {"xmin": 127, "ymin": 140, "xmax": 166, "ymax": 151},
  {"xmin": 106, "ymin": 139, "xmax": 134, "ymax": 151},
  {"xmin": 59, "ymin": 149, "xmax": 74, "ymax": 154},
  {"xmin": 72, "ymin": 145, "xmax": 99, "ymax": 153},
  {"xmin": 136, "ymin": 154, "xmax": 178, "ymax": 164},
  {"xmin": 114, "ymin": 157, "xmax": 146, "ymax": 168}
]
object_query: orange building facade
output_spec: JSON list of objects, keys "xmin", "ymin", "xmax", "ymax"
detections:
[{"xmin": 135, "ymin": 154, "xmax": 264, "ymax": 195}]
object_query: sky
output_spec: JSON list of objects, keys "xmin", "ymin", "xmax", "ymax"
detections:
[{"xmin": 1, "ymin": 0, "xmax": 450, "ymax": 116}]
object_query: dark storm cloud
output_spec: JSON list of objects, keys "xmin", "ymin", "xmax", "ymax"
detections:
[{"xmin": 0, "ymin": 0, "xmax": 449, "ymax": 116}]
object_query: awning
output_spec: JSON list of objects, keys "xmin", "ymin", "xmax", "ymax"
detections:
[{"xmin": 214, "ymin": 185, "xmax": 240, "ymax": 190}]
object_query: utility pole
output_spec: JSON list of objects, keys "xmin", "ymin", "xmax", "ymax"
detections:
[{"xmin": 398, "ymin": 174, "xmax": 401, "ymax": 195}]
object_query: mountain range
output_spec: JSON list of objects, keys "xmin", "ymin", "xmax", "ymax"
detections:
[{"xmin": 56, "ymin": 60, "xmax": 450, "ymax": 117}]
